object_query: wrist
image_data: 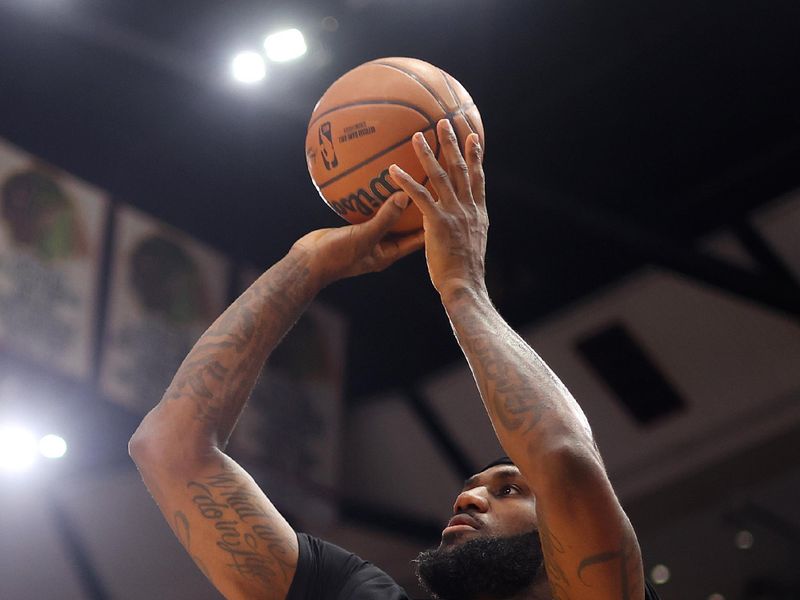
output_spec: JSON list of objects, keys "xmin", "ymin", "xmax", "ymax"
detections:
[
  {"xmin": 287, "ymin": 243, "xmax": 331, "ymax": 291},
  {"xmin": 439, "ymin": 278, "xmax": 491, "ymax": 307}
]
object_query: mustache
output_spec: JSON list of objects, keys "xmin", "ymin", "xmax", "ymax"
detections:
[{"xmin": 445, "ymin": 512, "xmax": 483, "ymax": 530}]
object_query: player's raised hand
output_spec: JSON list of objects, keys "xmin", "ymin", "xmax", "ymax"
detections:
[
  {"xmin": 293, "ymin": 191, "xmax": 425, "ymax": 286},
  {"xmin": 389, "ymin": 119, "xmax": 487, "ymax": 298}
]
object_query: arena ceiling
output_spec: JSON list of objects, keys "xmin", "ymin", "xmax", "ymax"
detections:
[
  {"xmin": 1, "ymin": 2, "xmax": 800, "ymax": 598},
  {"xmin": 1, "ymin": 0, "xmax": 798, "ymax": 398}
]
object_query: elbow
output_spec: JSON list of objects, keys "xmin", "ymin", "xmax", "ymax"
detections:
[
  {"xmin": 128, "ymin": 415, "xmax": 173, "ymax": 468},
  {"xmin": 530, "ymin": 440, "xmax": 609, "ymax": 492},
  {"xmin": 128, "ymin": 419, "xmax": 215, "ymax": 472},
  {"xmin": 128, "ymin": 424, "xmax": 159, "ymax": 467}
]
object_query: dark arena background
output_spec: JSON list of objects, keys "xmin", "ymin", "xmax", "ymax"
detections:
[{"xmin": 1, "ymin": 1, "xmax": 800, "ymax": 599}]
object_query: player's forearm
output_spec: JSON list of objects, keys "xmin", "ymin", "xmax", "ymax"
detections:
[
  {"xmin": 442, "ymin": 284, "xmax": 598, "ymax": 474},
  {"xmin": 131, "ymin": 245, "xmax": 322, "ymax": 460}
]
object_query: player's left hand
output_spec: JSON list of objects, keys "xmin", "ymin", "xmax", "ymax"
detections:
[
  {"xmin": 293, "ymin": 191, "xmax": 425, "ymax": 286},
  {"xmin": 388, "ymin": 119, "xmax": 488, "ymax": 299}
]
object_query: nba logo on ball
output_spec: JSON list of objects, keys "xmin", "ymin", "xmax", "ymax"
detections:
[
  {"xmin": 306, "ymin": 57, "xmax": 484, "ymax": 233},
  {"xmin": 318, "ymin": 122, "xmax": 338, "ymax": 170}
]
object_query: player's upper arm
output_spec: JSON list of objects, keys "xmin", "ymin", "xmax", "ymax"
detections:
[
  {"xmin": 529, "ymin": 444, "xmax": 645, "ymax": 600},
  {"xmin": 130, "ymin": 442, "xmax": 299, "ymax": 600}
]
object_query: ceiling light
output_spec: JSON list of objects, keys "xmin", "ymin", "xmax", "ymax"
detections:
[
  {"xmin": 39, "ymin": 434, "xmax": 68, "ymax": 459},
  {"xmin": 650, "ymin": 564, "xmax": 670, "ymax": 585},
  {"xmin": 264, "ymin": 29, "xmax": 307, "ymax": 62},
  {"xmin": 231, "ymin": 51, "xmax": 267, "ymax": 83},
  {"xmin": 322, "ymin": 17, "xmax": 339, "ymax": 32},
  {"xmin": 735, "ymin": 530, "xmax": 754, "ymax": 550},
  {"xmin": 0, "ymin": 424, "xmax": 38, "ymax": 473}
]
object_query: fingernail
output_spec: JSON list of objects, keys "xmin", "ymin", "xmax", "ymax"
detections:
[
  {"xmin": 444, "ymin": 119, "xmax": 454, "ymax": 131},
  {"xmin": 393, "ymin": 193, "xmax": 410, "ymax": 209},
  {"xmin": 389, "ymin": 164, "xmax": 405, "ymax": 176}
]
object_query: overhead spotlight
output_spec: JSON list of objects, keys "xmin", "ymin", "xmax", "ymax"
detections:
[
  {"xmin": 264, "ymin": 28, "xmax": 307, "ymax": 62},
  {"xmin": 39, "ymin": 434, "xmax": 67, "ymax": 459},
  {"xmin": 232, "ymin": 51, "xmax": 267, "ymax": 83},
  {"xmin": 0, "ymin": 424, "xmax": 38, "ymax": 473},
  {"xmin": 708, "ymin": 594, "xmax": 725, "ymax": 600},
  {"xmin": 322, "ymin": 16, "xmax": 340, "ymax": 32},
  {"xmin": 650, "ymin": 564, "xmax": 670, "ymax": 585},
  {"xmin": 735, "ymin": 530, "xmax": 754, "ymax": 550}
]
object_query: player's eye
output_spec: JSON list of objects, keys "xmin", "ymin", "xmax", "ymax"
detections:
[{"xmin": 499, "ymin": 484, "xmax": 521, "ymax": 496}]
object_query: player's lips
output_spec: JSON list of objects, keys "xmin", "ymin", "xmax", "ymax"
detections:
[{"xmin": 443, "ymin": 513, "xmax": 482, "ymax": 534}]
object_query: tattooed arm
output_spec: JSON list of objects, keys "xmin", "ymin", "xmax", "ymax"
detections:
[
  {"xmin": 389, "ymin": 119, "xmax": 645, "ymax": 600},
  {"xmin": 129, "ymin": 194, "xmax": 423, "ymax": 600}
]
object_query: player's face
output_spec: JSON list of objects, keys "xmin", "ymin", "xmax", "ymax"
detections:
[{"xmin": 441, "ymin": 465, "xmax": 538, "ymax": 547}]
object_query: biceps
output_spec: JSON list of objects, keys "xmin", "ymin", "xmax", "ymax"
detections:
[
  {"xmin": 138, "ymin": 449, "xmax": 298, "ymax": 600},
  {"xmin": 533, "ymin": 458, "xmax": 644, "ymax": 600}
]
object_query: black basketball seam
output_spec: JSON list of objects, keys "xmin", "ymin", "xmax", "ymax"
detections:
[
  {"xmin": 316, "ymin": 124, "xmax": 436, "ymax": 190},
  {"xmin": 440, "ymin": 69, "xmax": 479, "ymax": 137},
  {"xmin": 371, "ymin": 60, "xmax": 450, "ymax": 113},
  {"xmin": 311, "ymin": 102, "xmax": 475, "ymax": 191},
  {"xmin": 308, "ymin": 98, "xmax": 436, "ymax": 130},
  {"xmin": 309, "ymin": 98, "xmax": 440, "ymax": 189},
  {"xmin": 439, "ymin": 69, "xmax": 460, "ymax": 111},
  {"xmin": 368, "ymin": 61, "xmax": 448, "ymax": 162},
  {"xmin": 309, "ymin": 64, "xmax": 476, "ymax": 197}
]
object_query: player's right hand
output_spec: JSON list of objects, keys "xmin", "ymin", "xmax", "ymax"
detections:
[
  {"xmin": 389, "ymin": 119, "xmax": 488, "ymax": 300},
  {"xmin": 292, "ymin": 192, "xmax": 425, "ymax": 286}
]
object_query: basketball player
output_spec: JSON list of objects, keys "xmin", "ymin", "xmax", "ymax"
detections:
[{"xmin": 130, "ymin": 119, "xmax": 660, "ymax": 600}]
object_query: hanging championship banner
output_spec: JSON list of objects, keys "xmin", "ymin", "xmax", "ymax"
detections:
[
  {"xmin": 100, "ymin": 205, "xmax": 230, "ymax": 413},
  {"xmin": 0, "ymin": 138, "xmax": 107, "ymax": 380},
  {"xmin": 228, "ymin": 266, "xmax": 347, "ymax": 526}
]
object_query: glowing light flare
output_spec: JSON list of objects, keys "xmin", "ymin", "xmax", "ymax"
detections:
[
  {"xmin": 735, "ymin": 529, "xmax": 754, "ymax": 549},
  {"xmin": 39, "ymin": 434, "xmax": 67, "ymax": 459},
  {"xmin": 231, "ymin": 51, "xmax": 267, "ymax": 83},
  {"xmin": 650, "ymin": 564, "xmax": 670, "ymax": 585},
  {"xmin": 0, "ymin": 425, "xmax": 38, "ymax": 472},
  {"xmin": 263, "ymin": 29, "xmax": 307, "ymax": 62}
]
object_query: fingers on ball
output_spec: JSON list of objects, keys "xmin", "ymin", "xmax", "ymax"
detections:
[
  {"xmin": 389, "ymin": 165, "xmax": 435, "ymax": 210},
  {"xmin": 438, "ymin": 120, "xmax": 470, "ymax": 189}
]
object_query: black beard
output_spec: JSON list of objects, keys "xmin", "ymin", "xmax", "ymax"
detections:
[{"xmin": 413, "ymin": 530, "xmax": 544, "ymax": 600}]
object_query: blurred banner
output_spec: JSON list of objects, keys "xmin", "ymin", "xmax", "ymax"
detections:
[
  {"xmin": 100, "ymin": 205, "xmax": 230, "ymax": 413},
  {"xmin": 229, "ymin": 266, "xmax": 347, "ymax": 527},
  {"xmin": 0, "ymin": 138, "xmax": 108, "ymax": 380}
]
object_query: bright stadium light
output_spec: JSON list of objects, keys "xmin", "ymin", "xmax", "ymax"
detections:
[
  {"xmin": 0, "ymin": 424, "xmax": 38, "ymax": 473},
  {"xmin": 263, "ymin": 28, "xmax": 307, "ymax": 62},
  {"xmin": 39, "ymin": 434, "xmax": 68, "ymax": 459},
  {"xmin": 231, "ymin": 51, "xmax": 267, "ymax": 83},
  {"xmin": 650, "ymin": 564, "xmax": 670, "ymax": 585}
]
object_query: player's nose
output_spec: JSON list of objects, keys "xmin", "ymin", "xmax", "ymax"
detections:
[{"xmin": 452, "ymin": 487, "xmax": 490, "ymax": 515}]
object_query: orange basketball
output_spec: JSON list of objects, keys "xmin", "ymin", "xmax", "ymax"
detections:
[{"xmin": 305, "ymin": 57, "xmax": 484, "ymax": 233}]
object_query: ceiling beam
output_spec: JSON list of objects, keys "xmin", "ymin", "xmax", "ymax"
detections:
[
  {"xmin": 495, "ymin": 175, "xmax": 800, "ymax": 319},
  {"xmin": 49, "ymin": 498, "xmax": 111, "ymax": 600},
  {"xmin": 401, "ymin": 386, "xmax": 478, "ymax": 481}
]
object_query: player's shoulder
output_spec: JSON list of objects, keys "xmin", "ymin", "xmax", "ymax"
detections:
[{"xmin": 290, "ymin": 533, "xmax": 410, "ymax": 600}]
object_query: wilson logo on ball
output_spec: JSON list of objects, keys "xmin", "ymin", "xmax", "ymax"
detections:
[
  {"xmin": 328, "ymin": 168, "xmax": 400, "ymax": 217},
  {"xmin": 306, "ymin": 57, "xmax": 484, "ymax": 233},
  {"xmin": 318, "ymin": 122, "xmax": 338, "ymax": 170}
]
